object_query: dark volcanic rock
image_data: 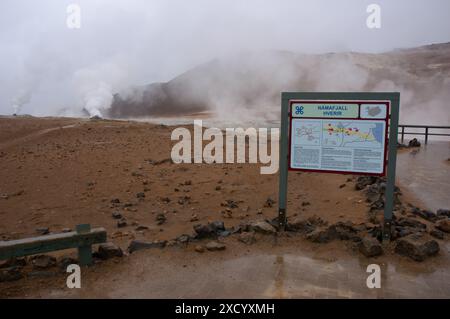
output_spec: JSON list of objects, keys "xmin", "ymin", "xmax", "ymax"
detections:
[
  {"xmin": 287, "ymin": 215, "xmax": 326, "ymax": 233},
  {"xmin": 97, "ymin": 243, "xmax": 123, "ymax": 259},
  {"xmin": 31, "ymin": 255, "xmax": 57, "ymax": 269},
  {"xmin": 435, "ymin": 219, "xmax": 450, "ymax": 233},
  {"xmin": 358, "ymin": 236, "xmax": 383, "ymax": 257},
  {"xmin": 156, "ymin": 213, "xmax": 167, "ymax": 225},
  {"xmin": 0, "ymin": 257, "xmax": 27, "ymax": 269},
  {"xmin": 395, "ymin": 233, "xmax": 439, "ymax": 261},
  {"xmin": 194, "ymin": 221, "xmax": 225, "ymax": 238},
  {"xmin": 437, "ymin": 209, "xmax": 450, "ymax": 218},
  {"xmin": 58, "ymin": 256, "xmax": 78, "ymax": 270},
  {"xmin": 0, "ymin": 266, "xmax": 23, "ymax": 282},
  {"xmin": 411, "ymin": 207, "xmax": 437, "ymax": 222},
  {"xmin": 306, "ymin": 227, "xmax": 335, "ymax": 243},
  {"xmin": 408, "ymin": 138, "xmax": 421, "ymax": 147},
  {"xmin": 430, "ymin": 229, "xmax": 444, "ymax": 239}
]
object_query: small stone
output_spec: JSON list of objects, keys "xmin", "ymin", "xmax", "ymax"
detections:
[
  {"xmin": 190, "ymin": 214, "xmax": 199, "ymax": 222},
  {"xmin": 117, "ymin": 219, "xmax": 127, "ymax": 228},
  {"xmin": 136, "ymin": 192, "xmax": 145, "ymax": 199},
  {"xmin": 306, "ymin": 227, "xmax": 334, "ymax": 243},
  {"xmin": 436, "ymin": 219, "xmax": 450, "ymax": 233},
  {"xmin": 195, "ymin": 245, "xmax": 205, "ymax": 253},
  {"xmin": 215, "ymin": 185, "xmax": 221, "ymax": 191},
  {"xmin": 358, "ymin": 236, "xmax": 383, "ymax": 257},
  {"xmin": 205, "ymin": 241, "xmax": 226, "ymax": 251},
  {"xmin": 61, "ymin": 228, "xmax": 72, "ymax": 233},
  {"xmin": 111, "ymin": 198, "xmax": 120, "ymax": 204},
  {"xmin": 97, "ymin": 243, "xmax": 123, "ymax": 259},
  {"xmin": 264, "ymin": 197, "xmax": 276, "ymax": 208},
  {"xmin": 156, "ymin": 213, "xmax": 167, "ymax": 225},
  {"xmin": 31, "ymin": 255, "xmax": 57, "ymax": 269},
  {"xmin": 112, "ymin": 211, "xmax": 122, "ymax": 219},
  {"xmin": 238, "ymin": 232, "xmax": 256, "ymax": 245}
]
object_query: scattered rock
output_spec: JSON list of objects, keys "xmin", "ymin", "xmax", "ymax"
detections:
[
  {"xmin": 190, "ymin": 214, "xmax": 199, "ymax": 222},
  {"xmin": 238, "ymin": 232, "xmax": 256, "ymax": 245},
  {"xmin": 287, "ymin": 215, "xmax": 326, "ymax": 233},
  {"xmin": 111, "ymin": 198, "xmax": 120, "ymax": 204},
  {"xmin": 430, "ymin": 229, "xmax": 444, "ymax": 240},
  {"xmin": 128, "ymin": 240, "xmax": 167, "ymax": 253},
  {"xmin": 61, "ymin": 228, "xmax": 72, "ymax": 233},
  {"xmin": 395, "ymin": 233, "xmax": 439, "ymax": 261},
  {"xmin": 435, "ymin": 219, "xmax": 450, "ymax": 233},
  {"xmin": 58, "ymin": 256, "xmax": 78, "ymax": 270},
  {"xmin": 328, "ymin": 221, "xmax": 359, "ymax": 241},
  {"xmin": 221, "ymin": 200, "xmax": 239, "ymax": 209},
  {"xmin": 194, "ymin": 221, "xmax": 225, "ymax": 238},
  {"xmin": 264, "ymin": 197, "xmax": 276, "ymax": 208},
  {"xmin": 136, "ymin": 192, "xmax": 145, "ymax": 199},
  {"xmin": 411, "ymin": 207, "xmax": 437, "ymax": 222},
  {"xmin": 205, "ymin": 241, "xmax": 226, "ymax": 251},
  {"xmin": 0, "ymin": 266, "xmax": 23, "ymax": 282},
  {"xmin": 117, "ymin": 219, "xmax": 127, "ymax": 228},
  {"xmin": 0, "ymin": 257, "xmax": 27, "ymax": 269},
  {"xmin": 97, "ymin": 243, "xmax": 123, "ymax": 259},
  {"xmin": 194, "ymin": 245, "xmax": 205, "ymax": 253},
  {"xmin": 176, "ymin": 234, "xmax": 191, "ymax": 244},
  {"xmin": 306, "ymin": 227, "xmax": 335, "ymax": 243},
  {"xmin": 112, "ymin": 211, "xmax": 122, "ymax": 219},
  {"xmin": 437, "ymin": 209, "xmax": 450, "ymax": 218},
  {"xmin": 358, "ymin": 236, "xmax": 383, "ymax": 257},
  {"xmin": 248, "ymin": 220, "xmax": 276, "ymax": 234},
  {"xmin": 31, "ymin": 255, "xmax": 57, "ymax": 269},
  {"xmin": 156, "ymin": 213, "xmax": 167, "ymax": 225},
  {"xmin": 408, "ymin": 138, "xmax": 421, "ymax": 147}
]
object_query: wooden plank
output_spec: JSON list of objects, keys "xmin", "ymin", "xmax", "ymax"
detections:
[{"xmin": 0, "ymin": 228, "xmax": 107, "ymax": 260}]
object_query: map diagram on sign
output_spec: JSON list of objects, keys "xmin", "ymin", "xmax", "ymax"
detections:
[
  {"xmin": 293, "ymin": 121, "xmax": 321, "ymax": 145},
  {"xmin": 323, "ymin": 120, "xmax": 384, "ymax": 148}
]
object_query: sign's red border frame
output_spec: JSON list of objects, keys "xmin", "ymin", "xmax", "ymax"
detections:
[{"xmin": 287, "ymin": 100, "xmax": 390, "ymax": 176}]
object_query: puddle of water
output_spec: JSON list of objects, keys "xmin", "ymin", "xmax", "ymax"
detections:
[{"xmin": 396, "ymin": 141, "xmax": 450, "ymax": 212}]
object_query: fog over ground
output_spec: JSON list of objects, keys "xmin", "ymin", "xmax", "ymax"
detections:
[{"xmin": 0, "ymin": 0, "xmax": 449, "ymax": 124}]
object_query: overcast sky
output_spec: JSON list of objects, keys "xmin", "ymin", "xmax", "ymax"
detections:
[{"xmin": 1, "ymin": 0, "xmax": 449, "ymax": 115}]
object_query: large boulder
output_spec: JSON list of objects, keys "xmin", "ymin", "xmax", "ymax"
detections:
[{"xmin": 395, "ymin": 233, "xmax": 439, "ymax": 261}]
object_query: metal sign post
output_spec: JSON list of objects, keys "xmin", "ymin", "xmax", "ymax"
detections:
[{"xmin": 278, "ymin": 92, "xmax": 400, "ymax": 240}]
